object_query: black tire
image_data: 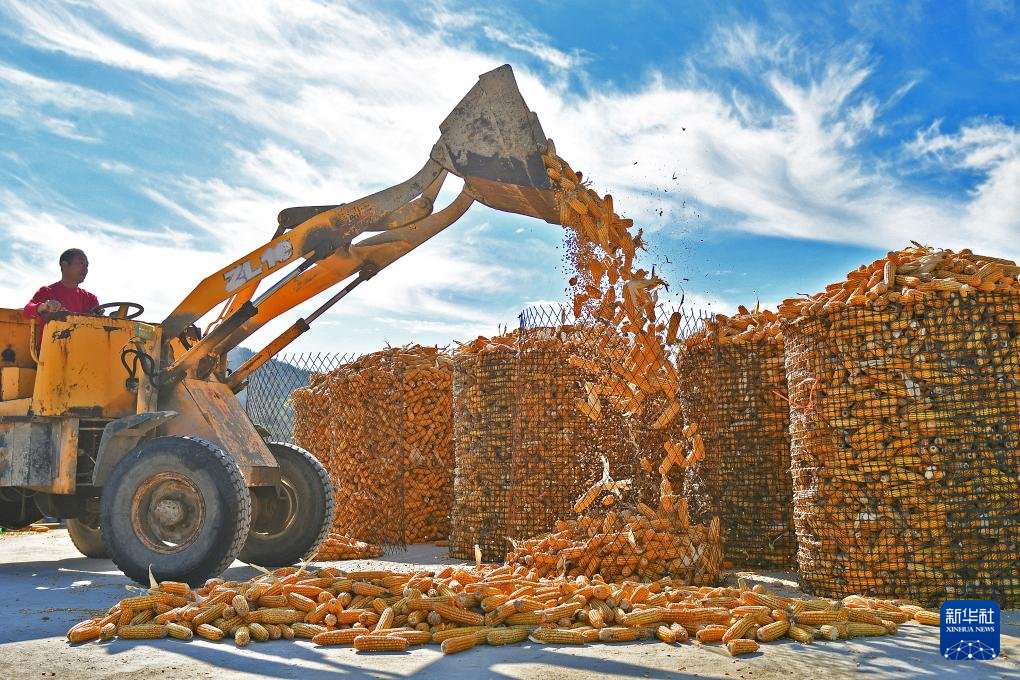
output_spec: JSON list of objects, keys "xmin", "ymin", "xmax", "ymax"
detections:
[
  {"xmin": 67, "ymin": 496, "xmax": 107, "ymax": 558},
  {"xmin": 100, "ymin": 436, "xmax": 251, "ymax": 586},
  {"xmin": 0, "ymin": 492, "xmax": 43, "ymax": 530},
  {"xmin": 238, "ymin": 442, "xmax": 334, "ymax": 568}
]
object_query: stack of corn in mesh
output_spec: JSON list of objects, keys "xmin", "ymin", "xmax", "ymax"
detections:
[
  {"xmin": 292, "ymin": 345, "xmax": 454, "ymax": 546},
  {"xmin": 449, "ymin": 334, "xmax": 517, "ymax": 562},
  {"xmin": 780, "ymin": 245, "xmax": 1020, "ymax": 606},
  {"xmin": 67, "ymin": 561, "xmax": 943, "ymax": 655},
  {"xmin": 678, "ymin": 306, "xmax": 797, "ymax": 568},
  {"xmin": 507, "ymin": 320, "xmax": 639, "ymax": 545}
]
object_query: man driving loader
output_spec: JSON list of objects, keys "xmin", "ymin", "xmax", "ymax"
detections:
[{"xmin": 23, "ymin": 248, "xmax": 99, "ymax": 324}]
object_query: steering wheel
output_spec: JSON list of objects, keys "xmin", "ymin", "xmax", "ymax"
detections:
[{"xmin": 89, "ymin": 302, "xmax": 145, "ymax": 320}]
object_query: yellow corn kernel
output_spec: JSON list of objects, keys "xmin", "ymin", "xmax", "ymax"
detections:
[
  {"xmin": 531, "ymin": 627, "xmax": 587, "ymax": 644},
  {"xmin": 786, "ymin": 624, "xmax": 814, "ymax": 644},
  {"xmin": 727, "ymin": 639, "xmax": 760, "ymax": 656},
  {"xmin": 353, "ymin": 634, "xmax": 409, "ymax": 652},
  {"xmin": 846, "ymin": 623, "xmax": 887, "ymax": 637},
  {"xmin": 722, "ymin": 615, "xmax": 757, "ymax": 643},
  {"xmin": 441, "ymin": 633, "xmax": 479, "ymax": 654},
  {"xmin": 191, "ymin": 603, "xmax": 225, "ymax": 626},
  {"xmin": 599, "ymin": 626, "xmax": 639, "ymax": 642},
  {"xmin": 374, "ymin": 607, "xmax": 395, "ymax": 632},
  {"xmin": 695, "ymin": 625, "xmax": 727, "ymax": 643},
  {"xmin": 432, "ymin": 626, "xmax": 489, "ymax": 643},
  {"xmin": 352, "ymin": 582, "xmax": 388, "ymax": 598},
  {"xmin": 388, "ymin": 630, "xmax": 432, "ymax": 645},
  {"xmin": 291, "ymin": 622, "xmax": 327, "ymax": 638},
  {"xmin": 434, "ymin": 604, "xmax": 484, "ymax": 627},
  {"xmin": 67, "ymin": 621, "xmax": 103, "ymax": 644},
  {"xmin": 795, "ymin": 610, "xmax": 848, "ymax": 626},
  {"xmin": 118, "ymin": 624, "xmax": 169, "ymax": 640},
  {"xmin": 756, "ymin": 620, "xmax": 789, "ymax": 642},
  {"xmin": 166, "ymin": 622, "xmax": 193, "ymax": 640},
  {"xmin": 231, "ymin": 594, "xmax": 249, "ymax": 618},
  {"xmin": 313, "ymin": 628, "xmax": 363, "ymax": 645},
  {"xmin": 487, "ymin": 627, "xmax": 532, "ymax": 646},
  {"xmin": 248, "ymin": 622, "xmax": 270, "ymax": 642},
  {"xmin": 195, "ymin": 623, "xmax": 224, "ymax": 641}
]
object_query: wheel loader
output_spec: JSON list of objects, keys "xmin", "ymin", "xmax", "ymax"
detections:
[{"xmin": 0, "ymin": 64, "xmax": 560, "ymax": 585}]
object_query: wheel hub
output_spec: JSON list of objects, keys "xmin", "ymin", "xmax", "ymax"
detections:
[
  {"xmin": 250, "ymin": 480, "xmax": 298, "ymax": 539},
  {"xmin": 131, "ymin": 472, "xmax": 206, "ymax": 554}
]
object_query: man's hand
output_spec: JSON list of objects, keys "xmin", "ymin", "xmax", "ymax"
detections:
[{"xmin": 39, "ymin": 300, "xmax": 66, "ymax": 314}]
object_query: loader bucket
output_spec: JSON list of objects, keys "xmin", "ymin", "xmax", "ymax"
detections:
[{"xmin": 432, "ymin": 64, "xmax": 560, "ymax": 224}]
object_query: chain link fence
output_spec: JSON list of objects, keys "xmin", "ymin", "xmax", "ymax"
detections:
[{"xmin": 244, "ymin": 352, "xmax": 353, "ymax": 442}]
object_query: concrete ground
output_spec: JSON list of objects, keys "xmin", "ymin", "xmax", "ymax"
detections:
[{"xmin": 0, "ymin": 529, "xmax": 1016, "ymax": 680}]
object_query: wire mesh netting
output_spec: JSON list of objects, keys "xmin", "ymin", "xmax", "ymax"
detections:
[
  {"xmin": 245, "ymin": 352, "xmax": 351, "ymax": 442},
  {"xmin": 289, "ymin": 346, "xmax": 454, "ymax": 546},
  {"xmin": 507, "ymin": 307, "xmax": 640, "ymax": 546},
  {"xmin": 673, "ymin": 309, "xmax": 722, "ymax": 528},
  {"xmin": 784, "ymin": 292, "xmax": 1020, "ymax": 607},
  {"xmin": 677, "ymin": 308, "xmax": 797, "ymax": 569},
  {"xmin": 449, "ymin": 339, "xmax": 516, "ymax": 562}
]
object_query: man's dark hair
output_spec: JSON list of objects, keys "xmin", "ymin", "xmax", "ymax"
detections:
[{"xmin": 59, "ymin": 248, "xmax": 87, "ymax": 266}]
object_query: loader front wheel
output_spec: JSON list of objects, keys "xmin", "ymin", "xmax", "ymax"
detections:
[
  {"xmin": 67, "ymin": 496, "xmax": 107, "ymax": 558},
  {"xmin": 238, "ymin": 442, "xmax": 334, "ymax": 567},
  {"xmin": 100, "ymin": 436, "xmax": 251, "ymax": 586}
]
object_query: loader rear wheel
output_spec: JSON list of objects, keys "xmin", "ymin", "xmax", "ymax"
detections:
[
  {"xmin": 100, "ymin": 436, "xmax": 251, "ymax": 586},
  {"xmin": 238, "ymin": 442, "xmax": 334, "ymax": 568},
  {"xmin": 67, "ymin": 496, "xmax": 107, "ymax": 558},
  {"xmin": 0, "ymin": 490, "xmax": 43, "ymax": 530}
]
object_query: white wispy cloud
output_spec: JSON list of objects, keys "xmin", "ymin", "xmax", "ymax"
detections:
[
  {"xmin": 0, "ymin": 2, "xmax": 1017, "ymax": 354},
  {"xmin": 0, "ymin": 63, "xmax": 134, "ymax": 141}
]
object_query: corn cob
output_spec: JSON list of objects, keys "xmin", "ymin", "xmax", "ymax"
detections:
[
  {"xmin": 531, "ymin": 628, "xmax": 587, "ymax": 644},
  {"xmin": 312, "ymin": 628, "xmax": 363, "ymax": 645},
  {"xmin": 195, "ymin": 623, "xmax": 224, "ymax": 640},
  {"xmin": 913, "ymin": 611, "xmax": 940, "ymax": 626},
  {"xmin": 388, "ymin": 630, "xmax": 432, "ymax": 645},
  {"xmin": 846, "ymin": 623, "xmax": 887, "ymax": 637},
  {"xmin": 353, "ymin": 634, "xmax": 409, "ymax": 652},
  {"xmin": 599, "ymin": 626, "xmax": 639, "ymax": 642},
  {"xmin": 233, "ymin": 626, "xmax": 250, "ymax": 647},
  {"xmin": 67, "ymin": 621, "xmax": 103, "ymax": 644},
  {"xmin": 118, "ymin": 625, "xmax": 168, "ymax": 640},
  {"xmin": 434, "ymin": 604, "xmax": 484, "ymax": 626},
  {"xmin": 756, "ymin": 620, "xmax": 789, "ymax": 642},
  {"xmin": 291, "ymin": 622, "xmax": 327, "ymax": 638},
  {"xmin": 656, "ymin": 625, "xmax": 676, "ymax": 644},
  {"xmin": 818, "ymin": 624, "xmax": 843, "ymax": 641},
  {"xmin": 695, "ymin": 625, "xmax": 727, "ymax": 643},
  {"xmin": 158, "ymin": 582, "xmax": 191, "ymax": 598},
  {"xmin": 786, "ymin": 624, "xmax": 814, "ymax": 644},
  {"xmin": 374, "ymin": 607, "xmax": 394, "ymax": 631},
  {"xmin": 796, "ymin": 609, "xmax": 848, "ymax": 626},
  {"xmin": 722, "ymin": 615, "xmax": 757, "ymax": 642},
  {"xmin": 727, "ymin": 639, "xmax": 760, "ymax": 656},
  {"xmin": 432, "ymin": 626, "xmax": 489, "ymax": 643},
  {"xmin": 440, "ymin": 633, "xmax": 479, "ymax": 654},
  {"xmin": 487, "ymin": 627, "xmax": 533, "ymax": 646},
  {"xmin": 192, "ymin": 603, "xmax": 225, "ymax": 626},
  {"xmin": 166, "ymin": 622, "xmax": 193, "ymax": 640}
]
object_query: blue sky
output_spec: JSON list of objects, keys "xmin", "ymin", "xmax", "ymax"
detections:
[{"xmin": 0, "ymin": 1, "xmax": 1017, "ymax": 355}]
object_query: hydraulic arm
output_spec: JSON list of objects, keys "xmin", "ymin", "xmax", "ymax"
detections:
[{"xmin": 158, "ymin": 64, "xmax": 560, "ymax": 390}]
